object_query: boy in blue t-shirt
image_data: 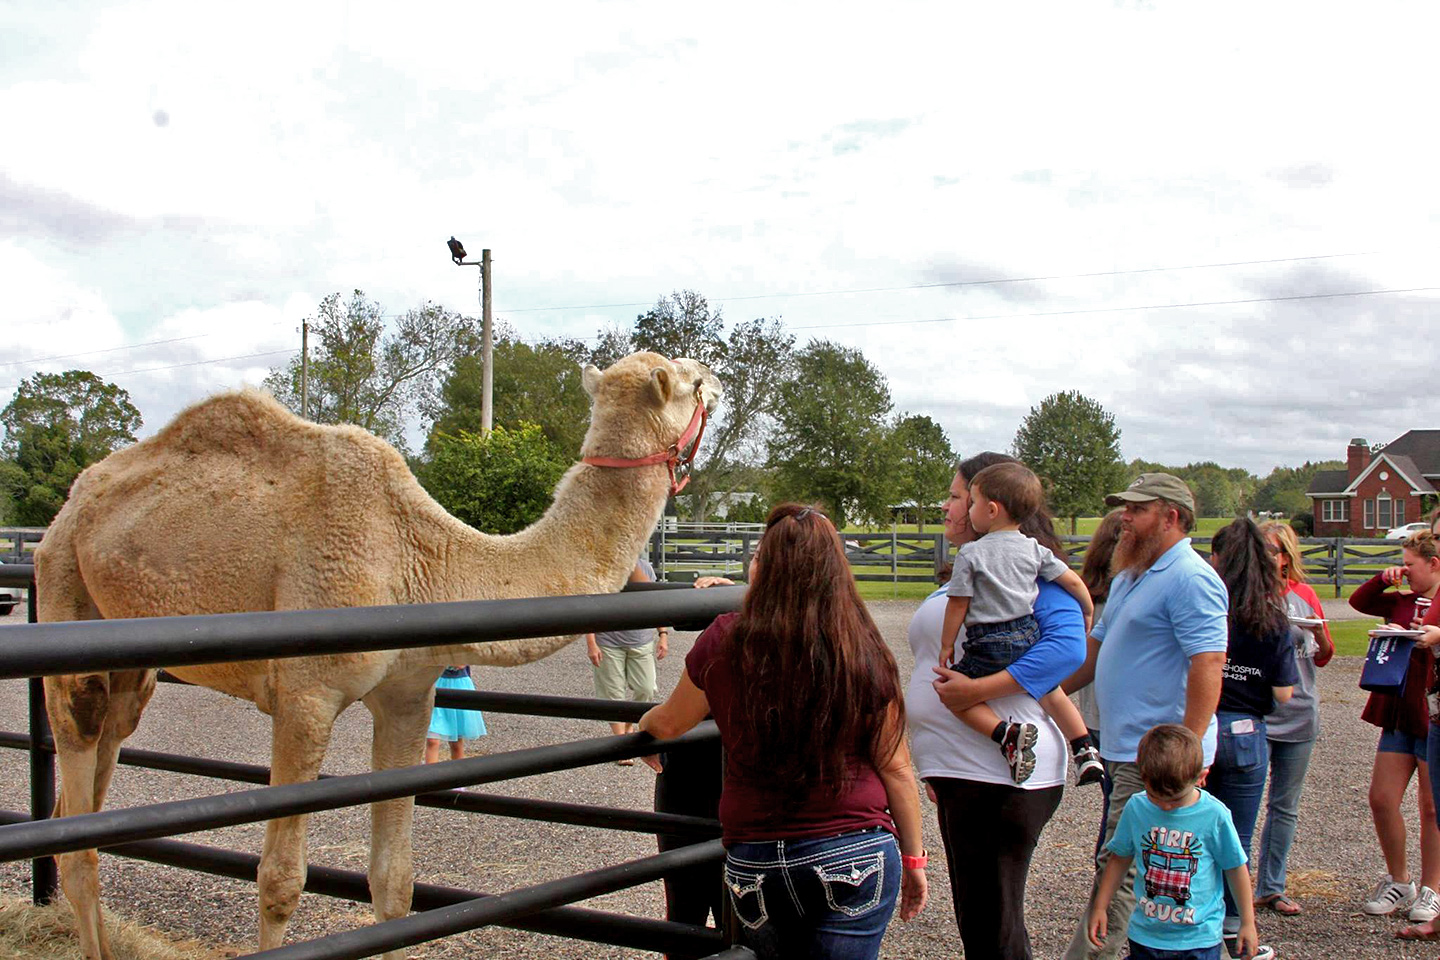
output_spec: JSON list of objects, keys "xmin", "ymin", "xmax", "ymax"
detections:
[{"xmin": 1087, "ymin": 724, "xmax": 1273, "ymax": 960}]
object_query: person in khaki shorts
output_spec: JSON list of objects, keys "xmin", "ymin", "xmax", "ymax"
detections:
[{"xmin": 586, "ymin": 557, "xmax": 668, "ymax": 764}]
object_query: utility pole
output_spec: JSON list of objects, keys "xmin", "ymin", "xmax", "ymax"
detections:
[
  {"xmin": 300, "ymin": 319, "xmax": 309, "ymax": 420},
  {"xmin": 481, "ymin": 248, "xmax": 492, "ymax": 434},
  {"xmin": 447, "ymin": 237, "xmax": 493, "ymax": 435}
]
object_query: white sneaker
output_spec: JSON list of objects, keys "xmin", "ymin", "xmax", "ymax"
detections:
[
  {"xmin": 1410, "ymin": 885, "xmax": 1440, "ymax": 922},
  {"xmin": 1362, "ymin": 874, "xmax": 1417, "ymax": 915}
]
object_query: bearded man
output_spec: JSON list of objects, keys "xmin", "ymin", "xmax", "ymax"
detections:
[{"xmin": 1060, "ymin": 473, "xmax": 1229, "ymax": 960}]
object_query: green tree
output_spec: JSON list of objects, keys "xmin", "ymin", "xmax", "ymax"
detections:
[
  {"xmin": 0, "ymin": 370, "xmax": 142, "ymax": 526},
  {"xmin": 682, "ymin": 317, "xmax": 795, "ymax": 521},
  {"xmin": 1251, "ymin": 460, "xmax": 1344, "ymax": 516},
  {"xmin": 265, "ymin": 291, "xmax": 478, "ymax": 452},
  {"xmin": 890, "ymin": 414, "xmax": 956, "ymax": 532},
  {"xmin": 427, "ymin": 329, "xmax": 592, "ymax": 461},
  {"xmin": 632, "ymin": 290, "xmax": 726, "ymax": 368},
  {"xmin": 588, "ymin": 323, "xmax": 635, "ymax": 369},
  {"xmin": 766, "ymin": 341, "xmax": 894, "ymax": 530},
  {"xmin": 416, "ymin": 423, "xmax": 570, "ymax": 534},
  {"xmin": 1012, "ymin": 390, "xmax": 1125, "ymax": 534}
]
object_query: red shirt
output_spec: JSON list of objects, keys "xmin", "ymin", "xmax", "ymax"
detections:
[
  {"xmin": 1351, "ymin": 574, "xmax": 1430, "ymax": 736},
  {"xmin": 686, "ymin": 613, "xmax": 894, "ymax": 845}
]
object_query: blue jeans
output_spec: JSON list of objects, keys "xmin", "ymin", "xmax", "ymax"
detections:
[
  {"xmin": 955, "ymin": 614, "xmax": 1039, "ymax": 678},
  {"xmin": 1127, "ymin": 941, "xmax": 1222, "ymax": 960},
  {"xmin": 724, "ymin": 829, "xmax": 900, "ymax": 960},
  {"xmin": 1428, "ymin": 724, "xmax": 1440, "ymax": 831},
  {"xmin": 1204, "ymin": 712, "xmax": 1269, "ymax": 928},
  {"xmin": 1255, "ymin": 737, "xmax": 1316, "ymax": 899}
]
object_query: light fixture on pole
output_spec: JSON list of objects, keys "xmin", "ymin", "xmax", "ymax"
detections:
[{"xmin": 447, "ymin": 236, "xmax": 492, "ymax": 434}]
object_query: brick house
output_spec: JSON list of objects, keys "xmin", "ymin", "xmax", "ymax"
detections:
[{"xmin": 1308, "ymin": 433, "xmax": 1440, "ymax": 536}]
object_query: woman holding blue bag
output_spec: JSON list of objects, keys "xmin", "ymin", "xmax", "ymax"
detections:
[
  {"xmin": 1204, "ymin": 518, "xmax": 1297, "ymax": 954},
  {"xmin": 1350, "ymin": 531, "xmax": 1440, "ymax": 927}
]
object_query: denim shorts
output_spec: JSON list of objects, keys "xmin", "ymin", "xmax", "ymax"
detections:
[
  {"xmin": 724, "ymin": 828, "xmax": 899, "ymax": 960},
  {"xmin": 1378, "ymin": 727, "xmax": 1429, "ymax": 760},
  {"xmin": 1127, "ymin": 940, "xmax": 1222, "ymax": 960},
  {"xmin": 954, "ymin": 613, "xmax": 1039, "ymax": 679}
]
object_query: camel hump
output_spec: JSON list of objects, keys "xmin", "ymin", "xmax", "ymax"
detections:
[{"xmin": 152, "ymin": 389, "xmax": 318, "ymax": 456}]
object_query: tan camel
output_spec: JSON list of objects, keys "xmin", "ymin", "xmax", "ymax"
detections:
[{"xmin": 34, "ymin": 351, "xmax": 722, "ymax": 960}]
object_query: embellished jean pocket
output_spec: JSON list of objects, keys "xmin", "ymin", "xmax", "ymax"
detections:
[
  {"xmin": 724, "ymin": 866, "xmax": 769, "ymax": 930},
  {"xmin": 814, "ymin": 852, "xmax": 885, "ymax": 918}
]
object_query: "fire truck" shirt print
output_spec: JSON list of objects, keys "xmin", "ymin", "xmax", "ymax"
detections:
[{"xmin": 1107, "ymin": 791, "xmax": 1247, "ymax": 951}]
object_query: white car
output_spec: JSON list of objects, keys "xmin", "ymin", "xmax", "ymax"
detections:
[{"xmin": 1385, "ymin": 522, "xmax": 1430, "ymax": 540}]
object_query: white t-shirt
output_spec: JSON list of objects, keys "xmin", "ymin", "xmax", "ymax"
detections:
[{"xmin": 906, "ymin": 590, "xmax": 1067, "ymax": 789}]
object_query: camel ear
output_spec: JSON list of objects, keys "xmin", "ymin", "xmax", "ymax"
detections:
[
  {"xmin": 582, "ymin": 364, "xmax": 603, "ymax": 397},
  {"xmin": 649, "ymin": 365, "xmax": 674, "ymax": 406}
]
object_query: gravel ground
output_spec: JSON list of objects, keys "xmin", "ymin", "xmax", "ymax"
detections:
[{"xmin": 0, "ymin": 600, "xmax": 1434, "ymax": 959}]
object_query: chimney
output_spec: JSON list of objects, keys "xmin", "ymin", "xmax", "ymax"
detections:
[{"xmin": 1348, "ymin": 438, "xmax": 1371, "ymax": 482}]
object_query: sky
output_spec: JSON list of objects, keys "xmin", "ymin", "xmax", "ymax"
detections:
[{"xmin": 3, "ymin": 1, "xmax": 1439, "ymax": 475}]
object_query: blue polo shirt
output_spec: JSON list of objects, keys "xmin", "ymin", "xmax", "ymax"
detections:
[{"xmin": 1094, "ymin": 538, "xmax": 1230, "ymax": 764}]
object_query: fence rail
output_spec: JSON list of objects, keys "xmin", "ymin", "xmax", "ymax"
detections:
[
  {"xmin": 647, "ymin": 526, "xmax": 1407, "ymax": 596},
  {"xmin": 1, "ymin": 575, "xmax": 744, "ymax": 958}
]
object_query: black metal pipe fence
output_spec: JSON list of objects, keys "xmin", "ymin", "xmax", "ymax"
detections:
[
  {"xmin": 0, "ymin": 730, "xmax": 722, "ymax": 839},
  {"xmin": 0, "ymin": 811, "xmax": 725, "ymax": 956},
  {"xmin": 0, "ymin": 582, "xmax": 745, "ymax": 679},
  {"xmin": 248, "ymin": 839, "xmax": 727, "ymax": 960},
  {"xmin": 0, "ymin": 578, "xmax": 743, "ymax": 958}
]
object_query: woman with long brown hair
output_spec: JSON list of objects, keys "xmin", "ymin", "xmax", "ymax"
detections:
[{"xmin": 639, "ymin": 503, "xmax": 927, "ymax": 959}]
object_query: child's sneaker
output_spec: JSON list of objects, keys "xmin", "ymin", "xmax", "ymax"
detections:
[
  {"xmin": 1410, "ymin": 884, "xmax": 1440, "ymax": 922},
  {"xmin": 1223, "ymin": 938, "xmax": 1276, "ymax": 960},
  {"xmin": 998, "ymin": 721, "xmax": 1038, "ymax": 784},
  {"xmin": 1362, "ymin": 873, "xmax": 1417, "ymax": 915},
  {"xmin": 1073, "ymin": 744, "xmax": 1105, "ymax": 786}
]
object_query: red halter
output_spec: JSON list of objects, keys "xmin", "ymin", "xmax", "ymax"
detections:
[{"xmin": 582, "ymin": 381, "xmax": 708, "ymax": 495}]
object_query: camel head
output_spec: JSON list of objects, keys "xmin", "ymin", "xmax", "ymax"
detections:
[{"xmin": 579, "ymin": 352, "xmax": 723, "ymax": 465}]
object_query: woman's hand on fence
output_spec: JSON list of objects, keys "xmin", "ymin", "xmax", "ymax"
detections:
[{"xmin": 693, "ymin": 576, "xmax": 735, "ymax": 589}]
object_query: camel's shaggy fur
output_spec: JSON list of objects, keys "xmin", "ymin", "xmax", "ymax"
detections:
[{"xmin": 35, "ymin": 352, "xmax": 722, "ymax": 959}]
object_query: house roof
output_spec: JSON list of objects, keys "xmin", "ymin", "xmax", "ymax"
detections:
[
  {"xmin": 1344, "ymin": 452, "xmax": 1437, "ymax": 495},
  {"xmin": 1381, "ymin": 454, "xmax": 1437, "ymax": 494},
  {"xmin": 1308, "ymin": 469, "xmax": 1349, "ymax": 496},
  {"xmin": 1380, "ymin": 430, "xmax": 1440, "ymax": 477}
]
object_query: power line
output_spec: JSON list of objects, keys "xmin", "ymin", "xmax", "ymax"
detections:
[
  {"xmin": 0, "ymin": 333, "xmax": 213, "ymax": 368},
  {"xmin": 0, "ymin": 349, "xmax": 300, "ymax": 392},
  {"xmin": 497, "ymin": 250, "xmax": 1378, "ymax": 314},
  {"xmin": 787, "ymin": 284, "xmax": 1440, "ymax": 332}
]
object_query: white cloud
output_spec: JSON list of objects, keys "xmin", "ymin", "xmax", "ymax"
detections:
[{"xmin": 4, "ymin": 0, "xmax": 1440, "ymax": 476}]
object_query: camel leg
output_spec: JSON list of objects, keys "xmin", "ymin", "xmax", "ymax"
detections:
[
  {"xmin": 45, "ymin": 672, "xmax": 121, "ymax": 960},
  {"xmin": 256, "ymin": 695, "xmax": 342, "ymax": 952},
  {"xmin": 91, "ymin": 670, "xmax": 157, "ymax": 809},
  {"xmin": 362, "ymin": 674, "xmax": 438, "ymax": 960}
]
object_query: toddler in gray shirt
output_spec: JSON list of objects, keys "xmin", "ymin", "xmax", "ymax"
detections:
[{"xmin": 939, "ymin": 462, "xmax": 1100, "ymax": 785}]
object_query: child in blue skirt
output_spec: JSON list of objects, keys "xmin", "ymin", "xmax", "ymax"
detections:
[{"xmin": 425, "ymin": 665, "xmax": 488, "ymax": 763}]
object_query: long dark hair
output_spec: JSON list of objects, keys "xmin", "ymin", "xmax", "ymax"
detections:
[
  {"xmin": 1210, "ymin": 518, "xmax": 1288, "ymax": 638},
  {"xmin": 959, "ymin": 451, "xmax": 1065, "ymax": 557},
  {"xmin": 1081, "ymin": 509, "xmax": 1124, "ymax": 602},
  {"xmin": 724, "ymin": 503, "xmax": 903, "ymax": 804}
]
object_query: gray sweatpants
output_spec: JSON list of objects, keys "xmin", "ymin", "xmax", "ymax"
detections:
[{"xmin": 1062, "ymin": 760, "xmax": 1144, "ymax": 960}]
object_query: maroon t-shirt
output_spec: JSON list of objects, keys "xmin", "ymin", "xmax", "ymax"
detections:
[
  {"xmin": 1351, "ymin": 575, "xmax": 1430, "ymax": 737},
  {"xmin": 686, "ymin": 613, "xmax": 895, "ymax": 845}
]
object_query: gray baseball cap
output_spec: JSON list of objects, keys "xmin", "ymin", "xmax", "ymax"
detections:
[{"xmin": 1105, "ymin": 473, "xmax": 1196, "ymax": 512}]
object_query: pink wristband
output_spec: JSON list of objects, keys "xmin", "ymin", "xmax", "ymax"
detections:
[{"xmin": 901, "ymin": 850, "xmax": 928, "ymax": 870}]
